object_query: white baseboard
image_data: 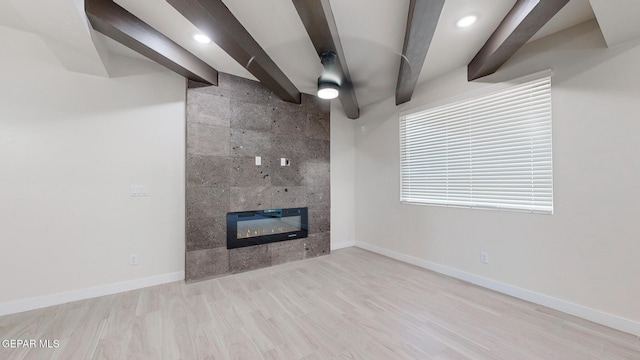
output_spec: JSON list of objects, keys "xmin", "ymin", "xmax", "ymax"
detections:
[
  {"xmin": 331, "ymin": 241, "xmax": 356, "ymax": 251},
  {"xmin": 355, "ymin": 241, "xmax": 640, "ymax": 336},
  {"xmin": 0, "ymin": 271, "xmax": 185, "ymax": 317}
]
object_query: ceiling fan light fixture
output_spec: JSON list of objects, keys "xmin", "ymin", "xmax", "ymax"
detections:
[
  {"xmin": 317, "ymin": 79, "xmax": 339, "ymax": 99},
  {"xmin": 456, "ymin": 15, "xmax": 477, "ymax": 28},
  {"xmin": 193, "ymin": 34, "xmax": 211, "ymax": 44},
  {"xmin": 317, "ymin": 51, "xmax": 340, "ymax": 99}
]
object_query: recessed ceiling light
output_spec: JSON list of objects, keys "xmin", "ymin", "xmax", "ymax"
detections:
[
  {"xmin": 193, "ymin": 34, "xmax": 211, "ymax": 44},
  {"xmin": 456, "ymin": 15, "xmax": 477, "ymax": 28}
]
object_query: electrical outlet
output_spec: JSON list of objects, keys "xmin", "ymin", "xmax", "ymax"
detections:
[
  {"xmin": 480, "ymin": 251, "xmax": 489, "ymax": 264},
  {"xmin": 129, "ymin": 254, "xmax": 139, "ymax": 266}
]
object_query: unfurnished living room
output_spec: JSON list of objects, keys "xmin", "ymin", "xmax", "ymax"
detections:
[{"xmin": 1, "ymin": 0, "xmax": 640, "ymax": 359}]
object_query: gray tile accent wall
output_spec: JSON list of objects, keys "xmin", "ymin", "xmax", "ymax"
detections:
[{"xmin": 185, "ymin": 73, "xmax": 331, "ymax": 282}]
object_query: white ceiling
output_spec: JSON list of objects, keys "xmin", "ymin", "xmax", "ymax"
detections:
[
  {"xmin": 1, "ymin": 0, "xmax": 109, "ymax": 77},
  {"xmin": 2, "ymin": 0, "xmax": 638, "ymax": 111},
  {"xmin": 589, "ymin": 0, "xmax": 640, "ymax": 47},
  {"xmin": 114, "ymin": 0, "xmax": 596, "ymax": 107}
]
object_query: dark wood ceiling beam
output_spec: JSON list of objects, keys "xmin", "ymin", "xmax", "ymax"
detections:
[
  {"xmin": 468, "ymin": 0, "xmax": 569, "ymax": 81},
  {"xmin": 166, "ymin": 0, "xmax": 301, "ymax": 104},
  {"xmin": 292, "ymin": 0, "xmax": 360, "ymax": 119},
  {"xmin": 85, "ymin": 0, "xmax": 218, "ymax": 85},
  {"xmin": 396, "ymin": 0, "xmax": 445, "ymax": 105}
]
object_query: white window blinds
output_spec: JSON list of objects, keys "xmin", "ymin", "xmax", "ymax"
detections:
[{"xmin": 400, "ymin": 74, "xmax": 553, "ymax": 213}]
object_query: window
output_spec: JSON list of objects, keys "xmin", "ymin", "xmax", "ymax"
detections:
[{"xmin": 400, "ymin": 73, "xmax": 553, "ymax": 213}]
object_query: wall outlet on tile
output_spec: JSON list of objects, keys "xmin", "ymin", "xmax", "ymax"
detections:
[
  {"xmin": 129, "ymin": 254, "xmax": 139, "ymax": 266},
  {"xmin": 255, "ymin": 156, "xmax": 261, "ymax": 166},
  {"xmin": 130, "ymin": 185, "xmax": 149, "ymax": 197},
  {"xmin": 480, "ymin": 251, "xmax": 489, "ymax": 264},
  {"xmin": 280, "ymin": 158, "xmax": 290, "ymax": 166}
]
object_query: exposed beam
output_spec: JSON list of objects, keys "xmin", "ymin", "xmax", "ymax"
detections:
[
  {"xmin": 468, "ymin": 0, "xmax": 569, "ymax": 81},
  {"xmin": 396, "ymin": 0, "xmax": 445, "ymax": 105},
  {"xmin": 166, "ymin": 0, "xmax": 301, "ymax": 104},
  {"xmin": 85, "ymin": 0, "xmax": 218, "ymax": 85},
  {"xmin": 292, "ymin": 0, "xmax": 360, "ymax": 119}
]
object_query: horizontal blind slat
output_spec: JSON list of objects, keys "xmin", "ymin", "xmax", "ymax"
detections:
[{"xmin": 400, "ymin": 75, "xmax": 553, "ymax": 213}]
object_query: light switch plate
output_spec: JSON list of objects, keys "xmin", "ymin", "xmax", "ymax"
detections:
[
  {"xmin": 130, "ymin": 185, "xmax": 149, "ymax": 197},
  {"xmin": 255, "ymin": 156, "xmax": 261, "ymax": 166}
]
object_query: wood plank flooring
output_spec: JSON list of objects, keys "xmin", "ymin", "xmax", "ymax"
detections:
[{"xmin": 1, "ymin": 247, "xmax": 638, "ymax": 359}]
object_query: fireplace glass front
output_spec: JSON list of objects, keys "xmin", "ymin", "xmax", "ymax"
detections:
[{"xmin": 227, "ymin": 207, "xmax": 308, "ymax": 249}]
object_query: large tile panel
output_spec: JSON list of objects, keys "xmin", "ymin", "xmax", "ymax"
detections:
[
  {"xmin": 186, "ymin": 72, "xmax": 330, "ymax": 281},
  {"xmin": 272, "ymin": 108, "xmax": 306, "ymax": 136},
  {"xmin": 186, "ymin": 247, "xmax": 230, "ymax": 281},
  {"xmin": 230, "ymin": 186, "xmax": 271, "ymax": 212},
  {"xmin": 230, "ymin": 100, "xmax": 273, "ymax": 131},
  {"xmin": 187, "ymin": 155, "xmax": 230, "ymax": 187},
  {"xmin": 229, "ymin": 156, "xmax": 272, "ymax": 187},
  {"xmin": 303, "ymin": 162, "xmax": 330, "ymax": 188},
  {"xmin": 230, "ymin": 128, "xmax": 272, "ymax": 157},
  {"xmin": 269, "ymin": 156, "xmax": 304, "ymax": 187},
  {"xmin": 186, "ymin": 216, "xmax": 227, "ymax": 251},
  {"xmin": 187, "ymin": 91, "xmax": 231, "ymax": 128},
  {"xmin": 268, "ymin": 239, "xmax": 304, "ymax": 265},
  {"xmin": 270, "ymin": 134, "xmax": 307, "ymax": 160},
  {"xmin": 186, "ymin": 186, "xmax": 229, "ymax": 219},
  {"xmin": 304, "ymin": 232, "xmax": 330, "ymax": 259},
  {"xmin": 269, "ymin": 186, "xmax": 306, "ymax": 209},
  {"xmin": 187, "ymin": 123, "xmax": 230, "ymax": 157},
  {"xmin": 228, "ymin": 76, "xmax": 275, "ymax": 106},
  {"xmin": 305, "ymin": 112, "xmax": 330, "ymax": 140},
  {"xmin": 305, "ymin": 138, "xmax": 330, "ymax": 162},
  {"xmin": 188, "ymin": 79, "xmax": 231, "ymax": 98},
  {"xmin": 308, "ymin": 205, "xmax": 330, "ymax": 234},
  {"xmin": 229, "ymin": 244, "xmax": 270, "ymax": 273}
]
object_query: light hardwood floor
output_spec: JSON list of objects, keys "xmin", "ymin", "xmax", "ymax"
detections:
[{"xmin": 1, "ymin": 247, "xmax": 639, "ymax": 359}]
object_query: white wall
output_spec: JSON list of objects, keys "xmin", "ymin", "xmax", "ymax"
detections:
[
  {"xmin": 354, "ymin": 20, "xmax": 640, "ymax": 329},
  {"xmin": 330, "ymin": 102, "xmax": 357, "ymax": 248},
  {"xmin": 0, "ymin": 26, "xmax": 186, "ymax": 309}
]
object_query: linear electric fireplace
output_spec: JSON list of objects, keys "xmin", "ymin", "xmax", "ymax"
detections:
[{"xmin": 227, "ymin": 207, "xmax": 308, "ymax": 249}]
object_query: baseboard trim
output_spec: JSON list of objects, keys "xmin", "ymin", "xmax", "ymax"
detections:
[
  {"xmin": 355, "ymin": 241, "xmax": 640, "ymax": 336},
  {"xmin": 331, "ymin": 241, "xmax": 356, "ymax": 251},
  {"xmin": 0, "ymin": 271, "xmax": 185, "ymax": 317}
]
